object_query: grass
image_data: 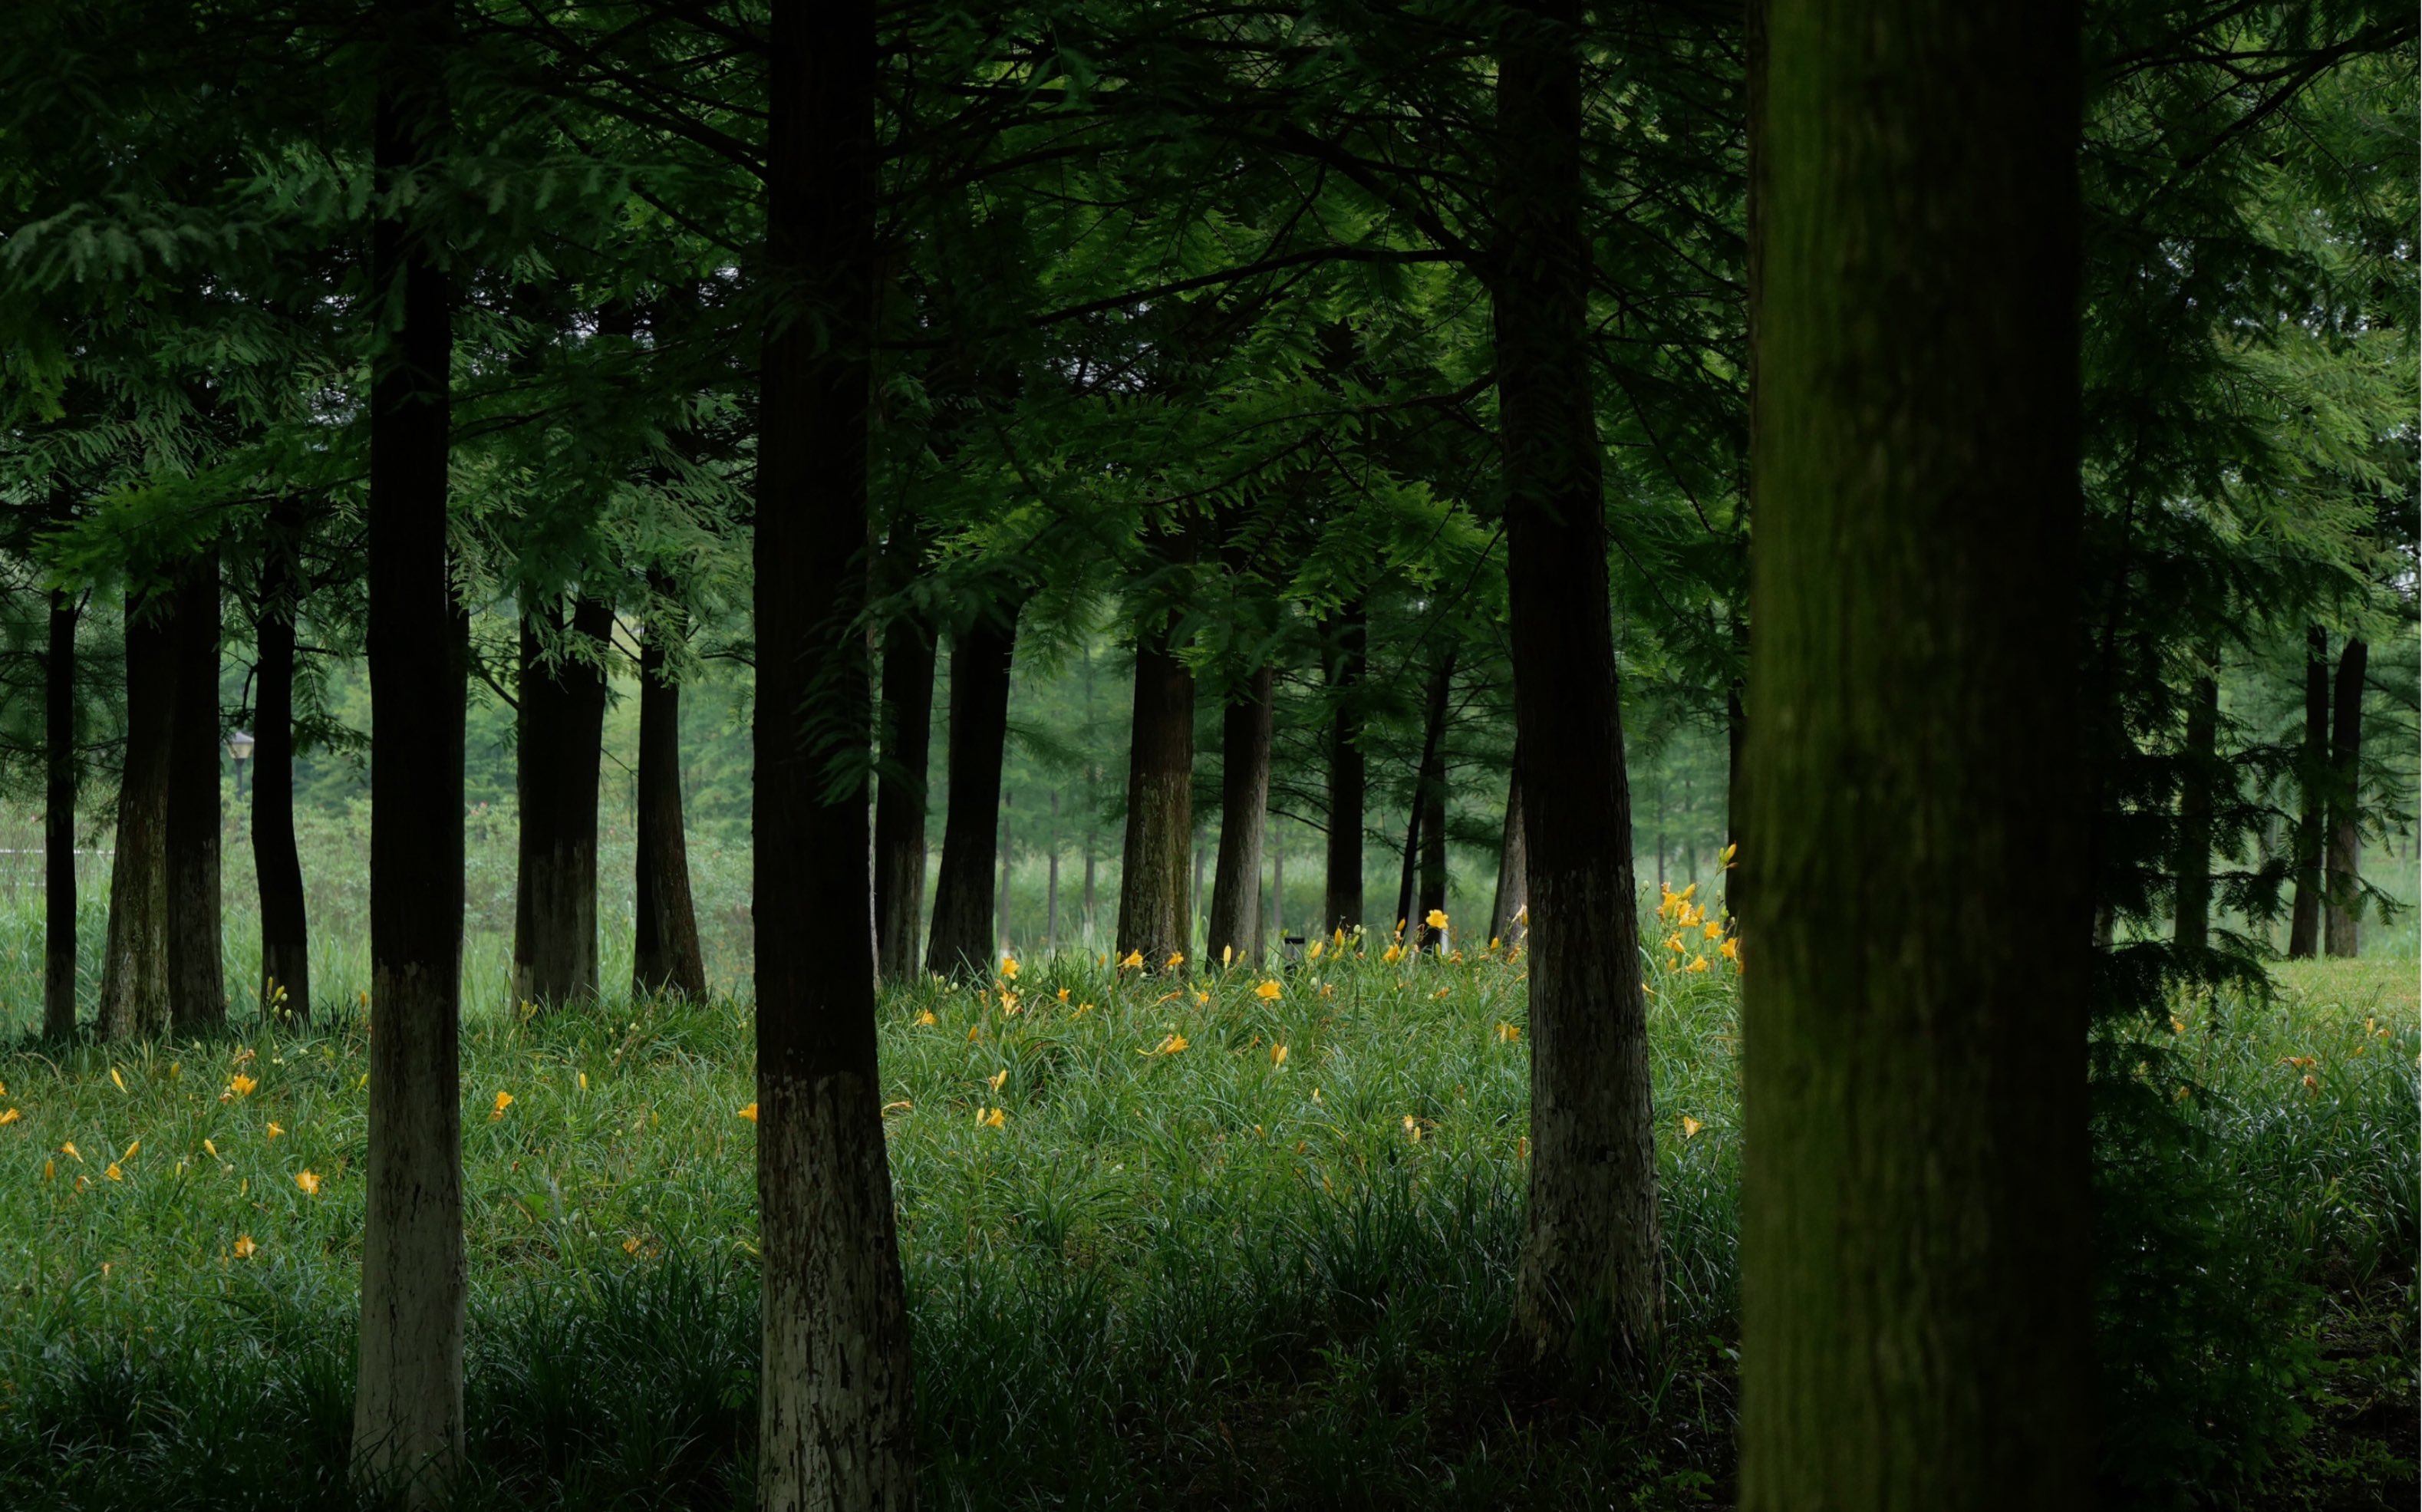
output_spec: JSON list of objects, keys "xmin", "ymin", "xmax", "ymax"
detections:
[{"xmin": 0, "ymin": 898, "xmax": 2406, "ymax": 1509}]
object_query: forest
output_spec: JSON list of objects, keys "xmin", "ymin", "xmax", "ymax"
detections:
[{"xmin": 0, "ymin": 1, "xmax": 2415, "ymax": 1508}]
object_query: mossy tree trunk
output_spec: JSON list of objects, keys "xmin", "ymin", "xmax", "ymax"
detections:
[
  {"xmin": 97, "ymin": 590, "xmax": 173, "ymax": 1043},
  {"xmin": 1207, "ymin": 666, "xmax": 1274, "ymax": 966},
  {"xmin": 754, "ymin": 2, "xmax": 917, "ymax": 1503},
  {"xmin": 166, "ymin": 547, "xmax": 225, "ymax": 1035},
  {"xmin": 926, "ymin": 608, "xmax": 1017, "ymax": 977},
  {"xmin": 1494, "ymin": 0, "xmax": 1661, "ymax": 1372},
  {"xmin": 872, "ymin": 595, "xmax": 937, "ymax": 982},
  {"xmin": 2172, "ymin": 673, "xmax": 2219, "ymax": 951},
  {"xmin": 513, "ymin": 595, "xmax": 611, "ymax": 1007},
  {"xmin": 1323, "ymin": 601, "xmax": 1366, "ymax": 935},
  {"xmin": 2287, "ymin": 624, "xmax": 2327, "ymax": 957},
  {"xmin": 352, "ymin": 0, "xmax": 467, "ymax": 1494},
  {"xmin": 633, "ymin": 595, "xmax": 706, "ymax": 1000},
  {"xmin": 253, "ymin": 499, "xmax": 311, "ymax": 1021},
  {"xmin": 1738, "ymin": 1, "xmax": 2093, "ymax": 1505},
  {"xmin": 1117, "ymin": 542, "xmax": 1197, "ymax": 968},
  {"xmin": 43, "ymin": 586, "xmax": 77, "ymax": 1039},
  {"xmin": 2324, "ymin": 637, "xmax": 2368, "ymax": 957}
]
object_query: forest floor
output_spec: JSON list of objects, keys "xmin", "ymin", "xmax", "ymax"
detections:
[{"xmin": 0, "ymin": 921, "xmax": 2407, "ymax": 1509}]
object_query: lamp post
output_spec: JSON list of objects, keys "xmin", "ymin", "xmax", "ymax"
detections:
[{"xmin": 226, "ymin": 729, "xmax": 255, "ymax": 800}]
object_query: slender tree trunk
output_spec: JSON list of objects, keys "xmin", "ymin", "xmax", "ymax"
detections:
[
  {"xmin": 997, "ymin": 792, "xmax": 1014, "ymax": 957},
  {"xmin": 1399, "ymin": 652, "xmax": 1455, "ymax": 948},
  {"xmin": 2172, "ymin": 674, "xmax": 2217, "ymax": 951},
  {"xmin": 756, "ymin": 5, "xmax": 917, "ymax": 1501},
  {"xmin": 1116, "ymin": 583, "xmax": 1196, "ymax": 967},
  {"xmin": 634, "ymin": 597, "xmax": 707, "ymax": 1000},
  {"xmin": 97, "ymin": 590, "xmax": 173, "ymax": 1042},
  {"xmin": 1270, "ymin": 833, "xmax": 1285, "ymax": 945},
  {"xmin": 1046, "ymin": 790, "xmax": 1060, "ymax": 954},
  {"xmin": 872, "ymin": 601, "xmax": 937, "ymax": 981},
  {"xmin": 513, "ymin": 595, "xmax": 611, "ymax": 1006},
  {"xmin": 43, "ymin": 588, "xmax": 78, "ymax": 1039},
  {"xmin": 353, "ymin": 0, "xmax": 466, "ymax": 1490},
  {"xmin": 1417, "ymin": 734, "xmax": 1449, "ymax": 947},
  {"xmin": 2288, "ymin": 625, "xmax": 2328, "ymax": 958},
  {"xmin": 925, "ymin": 611, "xmax": 1016, "ymax": 977},
  {"xmin": 166, "ymin": 548, "xmax": 226, "ymax": 1034},
  {"xmin": 1323, "ymin": 603, "xmax": 1366, "ymax": 935},
  {"xmin": 2325, "ymin": 637, "xmax": 2368, "ymax": 958},
  {"xmin": 1494, "ymin": 0, "xmax": 1661, "ymax": 1370},
  {"xmin": 1738, "ymin": 2, "xmax": 2092, "ymax": 1505},
  {"xmin": 1207, "ymin": 666, "xmax": 1274, "ymax": 967},
  {"xmin": 254, "ymin": 500, "xmax": 311, "ymax": 1021},
  {"xmin": 1491, "ymin": 746, "xmax": 1528, "ymax": 944}
]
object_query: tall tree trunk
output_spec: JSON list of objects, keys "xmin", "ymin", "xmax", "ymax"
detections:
[
  {"xmin": 1116, "ymin": 583, "xmax": 1196, "ymax": 967},
  {"xmin": 1491, "ymin": 745, "xmax": 1528, "ymax": 944},
  {"xmin": 513, "ymin": 595, "xmax": 611, "ymax": 1006},
  {"xmin": 1494, "ymin": 0, "xmax": 1661, "ymax": 1371},
  {"xmin": 634, "ymin": 596, "xmax": 707, "ymax": 1000},
  {"xmin": 2287, "ymin": 626, "xmax": 2328, "ymax": 957},
  {"xmin": 1402, "ymin": 653, "xmax": 1454, "ymax": 947},
  {"xmin": 1738, "ymin": 1, "xmax": 2092, "ymax": 1505},
  {"xmin": 1323, "ymin": 602, "xmax": 1366, "ymax": 935},
  {"xmin": 1417, "ymin": 722, "xmax": 1450, "ymax": 945},
  {"xmin": 1207, "ymin": 666, "xmax": 1274, "ymax": 967},
  {"xmin": 1270, "ymin": 832, "xmax": 1285, "ymax": 945},
  {"xmin": 2172, "ymin": 673, "xmax": 2218, "ymax": 951},
  {"xmin": 97, "ymin": 590, "xmax": 173, "ymax": 1042},
  {"xmin": 756, "ymin": 3, "xmax": 917, "ymax": 1502},
  {"xmin": 2324, "ymin": 637, "xmax": 2367, "ymax": 958},
  {"xmin": 997, "ymin": 792, "xmax": 1014, "ymax": 957},
  {"xmin": 254, "ymin": 500, "xmax": 311, "ymax": 1021},
  {"xmin": 1045, "ymin": 790, "xmax": 1060, "ymax": 954},
  {"xmin": 43, "ymin": 588, "xmax": 78, "ymax": 1039},
  {"xmin": 354, "ymin": 0, "xmax": 467, "ymax": 1489},
  {"xmin": 925, "ymin": 611, "xmax": 1017, "ymax": 977},
  {"xmin": 872, "ymin": 600, "xmax": 937, "ymax": 981},
  {"xmin": 166, "ymin": 548, "xmax": 226, "ymax": 1034}
]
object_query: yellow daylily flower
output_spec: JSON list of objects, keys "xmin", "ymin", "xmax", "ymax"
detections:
[
  {"xmin": 295, "ymin": 1170, "xmax": 322, "ymax": 1196},
  {"xmin": 229, "ymin": 1073, "xmax": 258, "ymax": 1098},
  {"xmin": 1000, "ymin": 957, "xmax": 1018, "ymax": 979},
  {"xmin": 737, "ymin": 1102, "xmax": 760, "ymax": 1122},
  {"xmin": 1254, "ymin": 980, "xmax": 1282, "ymax": 1001},
  {"xmin": 104, "ymin": 1162, "xmax": 124, "ymax": 1181},
  {"xmin": 1165, "ymin": 951, "xmax": 1186, "ymax": 970},
  {"xmin": 1495, "ymin": 1022, "xmax": 1521, "ymax": 1043},
  {"xmin": 1148, "ymin": 1033, "xmax": 1190, "ymax": 1056},
  {"xmin": 1270, "ymin": 1044, "xmax": 1288, "ymax": 1067},
  {"xmin": 1119, "ymin": 950, "xmax": 1143, "ymax": 969},
  {"xmin": 977, "ymin": 1106, "xmax": 1005, "ymax": 1129},
  {"xmin": 1425, "ymin": 908, "xmax": 1448, "ymax": 931},
  {"xmin": 266, "ymin": 1122, "xmax": 285, "ymax": 1140},
  {"xmin": 233, "ymin": 1235, "xmax": 257, "ymax": 1259},
  {"xmin": 0, "ymin": 1108, "xmax": 19, "ymax": 1127},
  {"xmin": 110, "ymin": 1067, "xmax": 127, "ymax": 1093},
  {"xmin": 987, "ymin": 1069, "xmax": 1008, "ymax": 1092},
  {"xmin": 914, "ymin": 1009, "xmax": 938, "ymax": 1026},
  {"xmin": 1681, "ymin": 1116, "xmax": 1703, "ymax": 1139},
  {"xmin": 490, "ymin": 1092, "xmax": 514, "ymax": 1120}
]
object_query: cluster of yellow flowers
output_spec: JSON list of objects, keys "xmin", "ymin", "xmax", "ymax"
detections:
[{"xmin": 1655, "ymin": 881, "xmax": 1738, "ymax": 975}]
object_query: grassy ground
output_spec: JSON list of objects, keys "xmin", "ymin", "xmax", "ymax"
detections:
[{"xmin": 0, "ymin": 906, "xmax": 2407, "ymax": 1508}]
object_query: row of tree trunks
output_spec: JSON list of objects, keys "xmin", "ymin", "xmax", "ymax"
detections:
[
  {"xmin": 512, "ymin": 595, "xmax": 611, "ymax": 1007},
  {"xmin": 254, "ymin": 499, "xmax": 313, "ymax": 1020},
  {"xmin": 166, "ymin": 549, "xmax": 225, "ymax": 1034},
  {"xmin": 1493, "ymin": 0, "xmax": 1662, "ymax": 1372},
  {"xmin": 1205, "ymin": 666, "xmax": 1274, "ymax": 964},
  {"xmin": 633, "ymin": 596, "xmax": 707, "ymax": 1000},
  {"xmin": 43, "ymin": 588, "xmax": 77, "ymax": 1038},
  {"xmin": 1738, "ymin": 2, "xmax": 2092, "ymax": 1507},
  {"xmin": 753, "ymin": 0, "xmax": 918, "ymax": 1501},
  {"xmin": 926, "ymin": 606, "xmax": 1018, "ymax": 977},
  {"xmin": 351, "ymin": 0, "xmax": 467, "ymax": 1491}
]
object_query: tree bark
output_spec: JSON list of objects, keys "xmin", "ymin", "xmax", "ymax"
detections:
[
  {"xmin": 1323, "ymin": 602, "xmax": 1366, "ymax": 935},
  {"xmin": 97, "ymin": 589, "xmax": 173, "ymax": 1043},
  {"xmin": 997, "ymin": 792, "xmax": 1014, "ymax": 957},
  {"xmin": 513, "ymin": 594, "xmax": 611, "ymax": 1006},
  {"xmin": 44, "ymin": 588, "xmax": 77, "ymax": 1039},
  {"xmin": 1416, "ymin": 701, "xmax": 1450, "ymax": 947},
  {"xmin": 1116, "ymin": 577, "xmax": 1196, "ymax": 967},
  {"xmin": 1045, "ymin": 791, "xmax": 1060, "ymax": 953},
  {"xmin": 2287, "ymin": 624, "xmax": 2327, "ymax": 957},
  {"xmin": 1738, "ymin": 2, "xmax": 2092, "ymax": 1506},
  {"xmin": 254, "ymin": 500, "xmax": 311, "ymax": 1021},
  {"xmin": 634, "ymin": 596, "xmax": 706, "ymax": 1000},
  {"xmin": 1490, "ymin": 744, "xmax": 1528, "ymax": 944},
  {"xmin": 1494, "ymin": 0, "xmax": 1662, "ymax": 1372},
  {"xmin": 1207, "ymin": 666, "xmax": 1274, "ymax": 967},
  {"xmin": 756, "ymin": 2, "xmax": 917, "ymax": 1504},
  {"xmin": 872, "ymin": 597, "xmax": 937, "ymax": 981},
  {"xmin": 166, "ymin": 548, "xmax": 226, "ymax": 1034},
  {"xmin": 1394, "ymin": 789, "xmax": 1422, "ymax": 939},
  {"xmin": 353, "ymin": 0, "xmax": 466, "ymax": 1491},
  {"xmin": 2172, "ymin": 673, "xmax": 2217, "ymax": 952},
  {"xmin": 2324, "ymin": 637, "xmax": 2367, "ymax": 958},
  {"xmin": 924, "ymin": 611, "xmax": 1017, "ymax": 977}
]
